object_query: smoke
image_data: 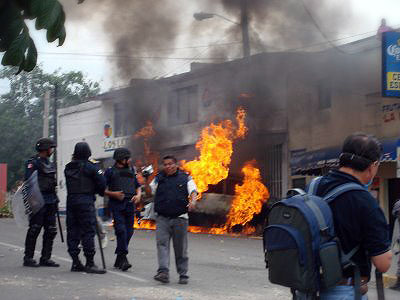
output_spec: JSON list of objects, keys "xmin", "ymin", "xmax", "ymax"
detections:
[{"xmin": 61, "ymin": 0, "xmax": 356, "ymax": 81}]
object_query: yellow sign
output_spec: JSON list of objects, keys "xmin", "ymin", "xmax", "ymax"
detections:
[{"xmin": 387, "ymin": 72, "xmax": 400, "ymax": 90}]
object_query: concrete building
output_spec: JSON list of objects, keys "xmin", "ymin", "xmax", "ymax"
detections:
[
  {"xmin": 287, "ymin": 35, "xmax": 400, "ymax": 229},
  {"xmin": 57, "ymin": 34, "xmax": 400, "ymax": 228}
]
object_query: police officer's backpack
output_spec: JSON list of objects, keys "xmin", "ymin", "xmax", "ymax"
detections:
[{"xmin": 263, "ymin": 178, "xmax": 363, "ymax": 300}]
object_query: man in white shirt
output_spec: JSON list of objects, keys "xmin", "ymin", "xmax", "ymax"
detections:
[{"xmin": 146, "ymin": 155, "xmax": 197, "ymax": 284}]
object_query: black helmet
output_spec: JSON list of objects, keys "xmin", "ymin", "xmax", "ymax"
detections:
[
  {"xmin": 113, "ymin": 148, "xmax": 131, "ymax": 161},
  {"xmin": 35, "ymin": 138, "xmax": 56, "ymax": 152},
  {"xmin": 73, "ymin": 142, "xmax": 92, "ymax": 160}
]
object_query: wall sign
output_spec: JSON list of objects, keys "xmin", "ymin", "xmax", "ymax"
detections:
[{"xmin": 382, "ymin": 31, "xmax": 400, "ymax": 97}]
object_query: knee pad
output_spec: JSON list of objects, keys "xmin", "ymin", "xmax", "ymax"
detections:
[
  {"xmin": 44, "ymin": 225, "xmax": 57, "ymax": 239},
  {"xmin": 27, "ymin": 224, "xmax": 42, "ymax": 238}
]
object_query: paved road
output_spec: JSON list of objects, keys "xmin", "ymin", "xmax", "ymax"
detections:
[{"xmin": 0, "ymin": 218, "xmax": 398, "ymax": 300}]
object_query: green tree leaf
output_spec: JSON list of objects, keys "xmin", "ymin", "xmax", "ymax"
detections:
[{"xmin": 1, "ymin": 29, "xmax": 30, "ymax": 67}]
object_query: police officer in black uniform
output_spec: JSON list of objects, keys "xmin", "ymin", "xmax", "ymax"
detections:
[
  {"xmin": 23, "ymin": 138, "xmax": 59, "ymax": 267},
  {"xmin": 104, "ymin": 148, "xmax": 141, "ymax": 271},
  {"xmin": 64, "ymin": 142, "xmax": 106, "ymax": 274}
]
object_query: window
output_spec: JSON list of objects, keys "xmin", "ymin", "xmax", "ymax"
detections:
[
  {"xmin": 266, "ymin": 144, "xmax": 283, "ymax": 199},
  {"xmin": 168, "ymin": 86, "xmax": 198, "ymax": 126},
  {"xmin": 114, "ymin": 102, "xmax": 129, "ymax": 137},
  {"xmin": 318, "ymin": 81, "xmax": 331, "ymax": 110},
  {"xmin": 292, "ymin": 177, "xmax": 306, "ymax": 190}
]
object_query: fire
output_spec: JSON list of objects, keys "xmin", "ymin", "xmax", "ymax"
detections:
[
  {"xmin": 182, "ymin": 107, "xmax": 247, "ymax": 196},
  {"xmin": 226, "ymin": 160, "xmax": 269, "ymax": 229},
  {"xmin": 134, "ymin": 219, "xmax": 156, "ymax": 230},
  {"xmin": 134, "ymin": 120, "xmax": 155, "ymax": 156},
  {"xmin": 235, "ymin": 107, "xmax": 247, "ymax": 138}
]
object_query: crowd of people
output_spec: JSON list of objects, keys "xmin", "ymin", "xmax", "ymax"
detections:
[{"xmin": 20, "ymin": 133, "xmax": 400, "ymax": 298}]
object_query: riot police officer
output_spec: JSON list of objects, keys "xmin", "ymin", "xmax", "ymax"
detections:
[
  {"xmin": 23, "ymin": 138, "xmax": 59, "ymax": 267},
  {"xmin": 64, "ymin": 142, "xmax": 106, "ymax": 274},
  {"xmin": 104, "ymin": 148, "xmax": 141, "ymax": 271}
]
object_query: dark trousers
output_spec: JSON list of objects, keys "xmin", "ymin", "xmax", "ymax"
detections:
[
  {"xmin": 110, "ymin": 201, "xmax": 134, "ymax": 255},
  {"xmin": 24, "ymin": 203, "xmax": 57, "ymax": 260},
  {"xmin": 156, "ymin": 215, "xmax": 189, "ymax": 276},
  {"xmin": 66, "ymin": 202, "xmax": 96, "ymax": 259}
]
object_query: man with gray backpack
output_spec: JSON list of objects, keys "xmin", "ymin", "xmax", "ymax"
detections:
[{"xmin": 265, "ymin": 133, "xmax": 392, "ymax": 299}]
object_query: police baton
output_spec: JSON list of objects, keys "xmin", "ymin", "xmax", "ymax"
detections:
[
  {"xmin": 95, "ymin": 218, "xmax": 106, "ymax": 270},
  {"xmin": 55, "ymin": 196, "xmax": 64, "ymax": 243},
  {"xmin": 375, "ymin": 269, "xmax": 385, "ymax": 300}
]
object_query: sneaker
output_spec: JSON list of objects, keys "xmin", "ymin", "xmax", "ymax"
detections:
[
  {"xmin": 154, "ymin": 272, "xmax": 169, "ymax": 283},
  {"xmin": 39, "ymin": 258, "xmax": 60, "ymax": 267},
  {"xmin": 23, "ymin": 258, "xmax": 40, "ymax": 267},
  {"xmin": 179, "ymin": 275, "xmax": 189, "ymax": 284}
]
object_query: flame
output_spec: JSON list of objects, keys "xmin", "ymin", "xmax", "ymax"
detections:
[
  {"xmin": 134, "ymin": 219, "xmax": 156, "ymax": 230},
  {"xmin": 182, "ymin": 107, "xmax": 247, "ymax": 196},
  {"xmin": 226, "ymin": 160, "xmax": 269, "ymax": 229},
  {"xmin": 134, "ymin": 121, "xmax": 155, "ymax": 156},
  {"xmin": 235, "ymin": 107, "xmax": 248, "ymax": 138}
]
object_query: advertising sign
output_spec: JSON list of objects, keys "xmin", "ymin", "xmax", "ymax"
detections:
[{"xmin": 382, "ymin": 31, "xmax": 400, "ymax": 97}]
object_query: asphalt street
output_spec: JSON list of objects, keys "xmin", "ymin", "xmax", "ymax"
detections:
[{"xmin": 0, "ymin": 218, "xmax": 399, "ymax": 300}]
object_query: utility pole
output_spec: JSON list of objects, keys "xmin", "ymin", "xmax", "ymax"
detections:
[
  {"xmin": 53, "ymin": 84, "xmax": 58, "ymax": 166},
  {"xmin": 240, "ymin": 0, "xmax": 250, "ymax": 58},
  {"xmin": 43, "ymin": 91, "xmax": 50, "ymax": 138}
]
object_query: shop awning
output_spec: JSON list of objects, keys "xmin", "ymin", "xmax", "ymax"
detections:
[{"xmin": 291, "ymin": 137, "xmax": 400, "ymax": 176}]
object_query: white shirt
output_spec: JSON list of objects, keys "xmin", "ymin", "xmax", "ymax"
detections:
[{"xmin": 150, "ymin": 174, "xmax": 197, "ymax": 219}]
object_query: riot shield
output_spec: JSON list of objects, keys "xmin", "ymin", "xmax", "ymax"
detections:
[{"xmin": 11, "ymin": 171, "xmax": 45, "ymax": 228}]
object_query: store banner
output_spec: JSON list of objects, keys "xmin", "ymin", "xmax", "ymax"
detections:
[{"xmin": 382, "ymin": 31, "xmax": 400, "ymax": 97}]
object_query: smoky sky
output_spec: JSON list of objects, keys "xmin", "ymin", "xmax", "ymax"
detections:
[{"xmin": 62, "ymin": 0, "xmax": 355, "ymax": 80}]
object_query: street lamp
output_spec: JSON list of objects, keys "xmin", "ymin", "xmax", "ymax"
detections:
[{"xmin": 193, "ymin": 0, "xmax": 250, "ymax": 58}]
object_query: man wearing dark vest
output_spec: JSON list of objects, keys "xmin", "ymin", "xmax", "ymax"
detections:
[
  {"xmin": 23, "ymin": 138, "xmax": 59, "ymax": 267},
  {"xmin": 64, "ymin": 142, "xmax": 106, "ymax": 274},
  {"xmin": 146, "ymin": 155, "xmax": 197, "ymax": 284},
  {"xmin": 104, "ymin": 148, "xmax": 141, "ymax": 271}
]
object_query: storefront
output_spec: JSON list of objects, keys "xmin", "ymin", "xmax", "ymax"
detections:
[{"xmin": 289, "ymin": 138, "xmax": 400, "ymax": 229}]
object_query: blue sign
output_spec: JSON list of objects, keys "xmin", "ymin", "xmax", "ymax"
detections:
[{"xmin": 382, "ymin": 31, "xmax": 400, "ymax": 97}]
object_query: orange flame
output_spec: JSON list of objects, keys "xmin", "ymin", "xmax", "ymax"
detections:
[
  {"xmin": 182, "ymin": 107, "xmax": 247, "ymax": 196},
  {"xmin": 134, "ymin": 121, "xmax": 155, "ymax": 156},
  {"xmin": 134, "ymin": 219, "xmax": 156, "ymax": 230},
  {"xmin": 226, "ymin": 160, "xmax": 269, "ymax": 229}
]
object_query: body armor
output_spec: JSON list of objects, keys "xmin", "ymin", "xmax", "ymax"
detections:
[
  {"xmin": 108, "ymin": 167, "xmax": 137, "ymax": 198},
  {"xmin": 65, "ymin": 161, "xmax": 95, "ymax": 194},
  {"xmin": 33, "ymin": 157, "xmax": 56, "ymax": 193}
]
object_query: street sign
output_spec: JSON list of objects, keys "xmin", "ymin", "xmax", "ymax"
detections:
[{"xmin": 382, "ymin": 31, "xmax": 400, "ymax": 97}]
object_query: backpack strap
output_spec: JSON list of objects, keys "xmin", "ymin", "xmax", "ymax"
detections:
[
  {"xmin": 308, "ymin": 177, "xmax": 322, "ymax": 195},
  {"xmin": 322, "ymin": 183, "xmax": 365, "ymax": 204}
]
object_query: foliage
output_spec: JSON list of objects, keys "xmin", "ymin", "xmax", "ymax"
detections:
[
  {"xmin": 0, "ymin": 198, "xmax": 13, "ymax": 218},
  {"xmin": 0, "ymin": 0, "xmax": 68, "ymax": 73},
  {"xmin": 0, "ymin": 65, "xmax": 100, "ymax": 189}
]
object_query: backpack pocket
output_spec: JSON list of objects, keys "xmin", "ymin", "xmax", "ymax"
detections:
[
  {"xmin": 319, "ymin": 241, "xmax": 343, "ymax": 289},
  {"xmin": 265, "ymin": 224, "xmax": 310, "ymax": 291}
]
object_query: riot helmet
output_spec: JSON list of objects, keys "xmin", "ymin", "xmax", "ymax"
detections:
[
  {"xmin": 113, "ymin": 148, "xmax": 131, "ymax": 161},
  {"xmin": 35, "ymin": 138, "xmax": 56, "ymax": 152},
  {"xmin": 73, "ymin": 142, "xmax": 92, "ymax": 160}
]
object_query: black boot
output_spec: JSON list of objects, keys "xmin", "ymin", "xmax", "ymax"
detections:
[
  {"xmin": 85, "ymin": 257, "xmax": 106, "ymax": 274},
  {"xmin": 40, "ymin": 258, "xmax": 60, "ymax": 267},
  {"xmin": 390, "ymin": 277, "xmax": 400, "ymax": 291},
  {"xmin": 71, "ymin": 257, "xmax": 85, "ymax": 272},
  {"xmin": 119, "ymin": 255, "xmax": 132, "ymax": 272},
  {"xmin": 114, "ymin": 255, "xmax": 123, "ymax": 269},
  {"xmin": 23, "ymin": 257, "xmax": 40, "ymax": 267}
]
